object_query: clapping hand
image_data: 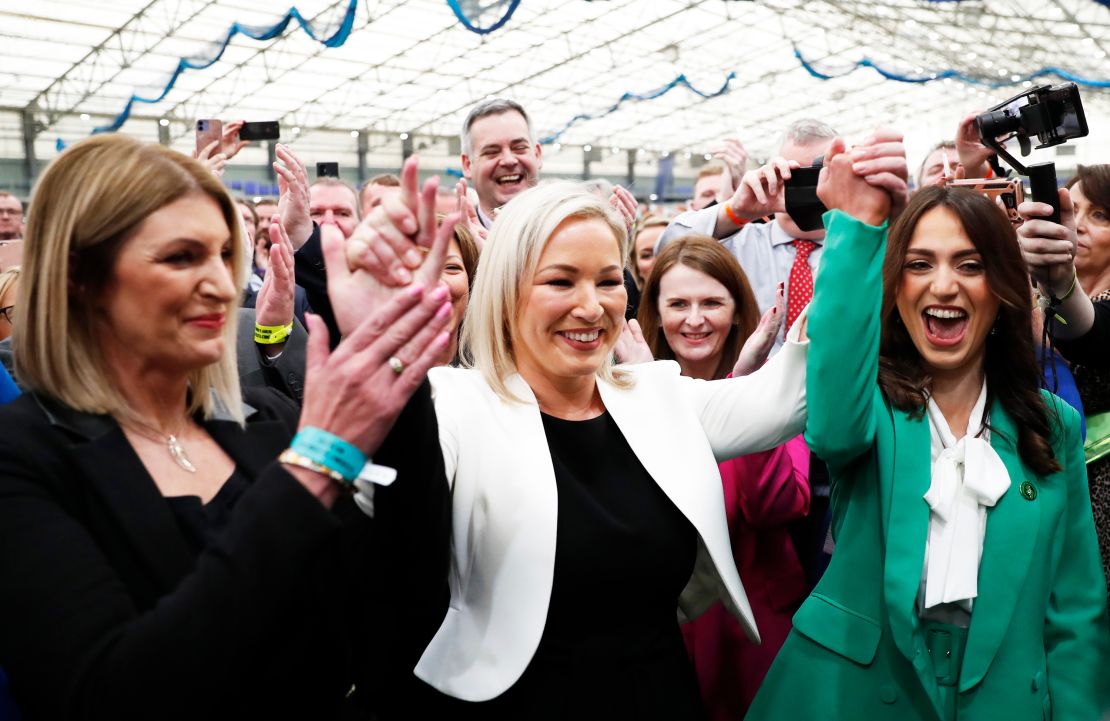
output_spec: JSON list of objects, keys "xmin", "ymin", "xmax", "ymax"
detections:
[
  {"xmin": 455, "ymin": 178, "xmax": 487, "ymax": 251},
  {"xmin": 609, "ymin": 185, "xmax": 638, "ymax": 235},
  {"xmin": 254, "ymin": 217, "xmax": 297, "ymax": 349},
  {"xmin": 273, "ymin": 144, "xmax": 313, "ymax": 250},
  {"xmin": 712, "ymin": 137, "xmax": 748, "ymax": 198},
  {"xmin": 732, "ymin": 282, "xmax": 784, "ymax": 377},
  {"xmin": 614, "ymin": 319, "xmax": 654, "ymax": 365}
]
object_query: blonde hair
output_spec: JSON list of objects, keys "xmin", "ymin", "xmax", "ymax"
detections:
[
  {"xmin": 15, "ymin": 133, "xmax": 246, "ymax": 423},
  {"xmin": 0, "ymin": 266, "xmax": 18, "ymax": 302},
  {"xmin": 462, "ymin": 181, "xmax": 630, "ymax": 402}
]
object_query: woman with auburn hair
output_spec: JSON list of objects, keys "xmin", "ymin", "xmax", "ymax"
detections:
[
  {"xmin": 621, "ymin": 235, "xmax": 809, "ymax": 718},
  {"xmin": 749, "ymin": 143, "xmax": 1110, "ymax": 720},
  {"xmin": 0, "ymin": 133, "xmax": 455, "ymax": 719},
  {"xmin": 340, "ymin": 157, "xmax": 810, "ymax": 719}
]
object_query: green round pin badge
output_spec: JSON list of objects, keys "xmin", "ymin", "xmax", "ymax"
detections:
[{"xmin": 1019, "ymin": 481, "xmax": 1037, "ymax": 501}]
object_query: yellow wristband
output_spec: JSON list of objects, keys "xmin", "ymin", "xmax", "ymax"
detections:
[
  {"xmin": 279, "ymin": 449, "xmax": 350, "ymax": 488},
  {"xmin": 254, "ymin": 322, "xmax": 293, "ymax": 345}
]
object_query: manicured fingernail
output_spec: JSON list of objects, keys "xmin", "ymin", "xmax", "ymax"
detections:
[
  {"xmin": 852, "ymin": 162, "xmax": 866, "ymax": 173},
  {"xmin": 402, "ymin": 219, "xmax": 417, "ymax": 234},
  {"xmin": 772, "ymin": 307, "xmax": 778, "ymax": 314},
  {"xmin": 432, "ymin": 284, "xmax": 449, "ymax": 302},
  {"xmin": 435, "ymin": 301, "xmax": 452, "ymax": 319},
  {"xmin": 408, "ymin": 283, "xmax": 426, "ymax": 298},
  {"xmin": 395, "ymin": 267, "xmax": 412, "ymax": 284},
  {"xmin": 435, "ymin": 330, "xmax": 452, "ymax": 348},
  {"xmin": 404, "ymin": 249, "xmax": 423, "ymax": 267}
]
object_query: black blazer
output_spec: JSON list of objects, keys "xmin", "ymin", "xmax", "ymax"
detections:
[{"xmin": 0, "ymin": 383, "xmax": 449, "ymax": 720}]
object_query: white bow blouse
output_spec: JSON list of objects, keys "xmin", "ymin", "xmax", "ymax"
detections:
[{"xmin": 918, "ymin": 383, "xmax": 1012, "ymax": 613}]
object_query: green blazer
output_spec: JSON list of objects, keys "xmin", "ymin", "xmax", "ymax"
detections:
[{"xmin": 747, "ymin": 211, "xmax": 1110, "ymax": 721}]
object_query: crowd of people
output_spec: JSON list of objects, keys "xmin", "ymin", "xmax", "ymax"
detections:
[{"xmin": 0, "ymin": 92, "xmax": 1108, "ymax": 721}]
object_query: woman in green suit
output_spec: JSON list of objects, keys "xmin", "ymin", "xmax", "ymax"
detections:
[{"xmin": 747, "ymin": 138, "xmax": 1110, "ymax": 720}]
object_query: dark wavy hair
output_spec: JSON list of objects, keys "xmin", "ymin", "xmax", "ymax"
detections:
[
  {"xmin": 879, "ymin": 186, "xmax": 1060, "ymax": 474},
  {"xmin": 637, "ymin": 235, "xmax": 760, "ymax": 380}
]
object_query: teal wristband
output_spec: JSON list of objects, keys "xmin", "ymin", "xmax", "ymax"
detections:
[{"xmin": 290, "ymin": 427, "xmax": 367, "ymax": 484}]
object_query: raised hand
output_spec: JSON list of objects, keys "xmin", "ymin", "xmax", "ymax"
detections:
[
  {"xmin": 274, "ymin": 144, "xmax": 313, "ymax": 249},
  {"xmin": 456, "ymin": 178, "xmax": 487, "ymax": 251},
  {"xmin": 332, "ymin": 159, "xmax": 462, "ymax": 337},
  {"xmin": 221, "ymin": 120, "xmax": 251, "ymax": 161},
  {"xmin": 609, "ymin": 185, "xmax": 638, "ymax": 236},
  {"xmin": 298, "ymin": 285, "xmax": 454, "ymax": 458},
  {"xmin": 712, "ymin": 137, "xmax": 748, "ymax": 196},
  {"xmin": 847, "ymin": 127, "xmax": 909, "ymax": 220},
  {"xmin": 1017, "ymin": 188, "xmax": 1079, "ymax": 297},
  {"xmin": 346, "ymin": 155, "xmax": 430, "ymax": 287},
  {"xmin": 613, "ymin": 318, "xmax": 654, "ymax": 364},
  {"xmin": 817, "ymin": 138, "xmax": 892, "ymax": 227},
  {"xmin": 955, "ymin": 112, "xmax": 994, "ymax": 179},
  {"xmin": 193, "ymin": 140, "xmax": 227, "ymax": 178},
  {"xmin": 724, "ymin": 157, "xmax": 800, "ymax": 225},
  {"xmin": 254, "ymin": 217, "xmax": 296, "ymax": 334},
  {"xmin": 733, "ymin": 282, "xmax": 784, "ymax": 377}
]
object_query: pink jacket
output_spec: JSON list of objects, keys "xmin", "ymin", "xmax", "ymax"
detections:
[{"xmin": 682, "ymin": 434, "xmax": 811, "ymax": 720}]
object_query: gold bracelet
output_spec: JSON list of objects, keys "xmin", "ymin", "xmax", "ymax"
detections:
[{"xmin": 255, "ymin": 322, "xmax": 293, "ymax": 345}]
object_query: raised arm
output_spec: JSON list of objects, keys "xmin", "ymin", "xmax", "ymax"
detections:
[{"xmin": 805, "ymin": 133, "xmax": 900, "ymax": 469}]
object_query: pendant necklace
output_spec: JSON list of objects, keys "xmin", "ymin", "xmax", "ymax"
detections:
[{"xmin": 123, "ymin": 418, "xmax": 198, "ymax": 473}]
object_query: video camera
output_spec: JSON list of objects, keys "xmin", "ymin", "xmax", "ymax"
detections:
[{"xmin": 975, "ymin": 82, "xmax": 1088, "ymax": 224}]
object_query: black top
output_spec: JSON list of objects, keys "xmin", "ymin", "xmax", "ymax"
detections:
[
  {"xmin": 165, "ymin": 468, "xmax": 251, "ymax": 555},
  {"xmin": 0, "ymin": 384, "xmax": 451, "ymax": 721},
  {"xmin": 427, "ymin": 410, "xmax": 704, "ymax": 720},
  {"xmin": 1054, "ymin": 298, "xmax": 1110, "ymax": 369}
]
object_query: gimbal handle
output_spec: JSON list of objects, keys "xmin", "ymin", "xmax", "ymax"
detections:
[{"xmin": 1027, "ymin": 162, "xmax": 1061, "ymax": 225}]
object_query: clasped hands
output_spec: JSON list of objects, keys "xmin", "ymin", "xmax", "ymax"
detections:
[{"xmin": 719, "ymin": 128, "xmax": 908, "ymax": 231}]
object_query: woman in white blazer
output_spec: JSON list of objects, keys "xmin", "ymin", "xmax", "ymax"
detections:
[{"xmin": 345, "ymin": 162, "xmax": 808, "ymax": 720}]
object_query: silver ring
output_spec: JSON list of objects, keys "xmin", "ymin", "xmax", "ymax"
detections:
[{"xmin": 388, "ymin": 356, "xmax": 404, "ymax": 375}]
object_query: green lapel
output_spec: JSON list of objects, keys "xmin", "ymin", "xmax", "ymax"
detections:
[
  {"xmin": 881, "ymin": 407, "xmax": 939, "ymax": 713},
  {"xmin": 959, "ymin": 399, "xmax": 1040, "ymax": 691}
]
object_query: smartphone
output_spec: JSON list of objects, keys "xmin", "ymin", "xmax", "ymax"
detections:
[
  {"xmin": 947, "ymin": 178, "xmax": 1025, "ymax": 226},
  {"xmin": 783, "ymin": 164, "xmax": 826, "ymax": 232},
  {"xmin": 316, "ymin": 162, "xmax": 339, "ymax": 179},
  {"xmin": 195, "ymin": 119, "xmax": 222, "ymax": 155},
  {"xmin": 240, "ymin": 121, "xmax": 280, "ymax": 142}
]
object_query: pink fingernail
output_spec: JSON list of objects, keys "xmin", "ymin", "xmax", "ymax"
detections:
[
  {"xmin": 403, "ymin": 219, "xmax": 417, "ymax": 234},
  {"xmin": 436, "ymin": 301, "xmax": 452, "ymax": 319},
  {"xmin": 395, "ymin": 268, "xmax": 412, "ymax": 284},
  {"xmin": 408, "ymin": 283, "xmax": 426, "ymax": 298},
  {"xmin": 404, "ymin": 249, "xmax": 423, "ymax": 267},
  {"xmin": 435, "ymin": 330, "xmax": 452, "ymax": 348},
  {"xmin": 432, "ymin": 284, "xmax": 449, "ymax": 302}
]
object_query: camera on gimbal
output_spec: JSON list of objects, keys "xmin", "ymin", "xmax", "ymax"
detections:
[{"xmin": 975, "ymin": 82, "xmax": 1088, "ymax": 223}]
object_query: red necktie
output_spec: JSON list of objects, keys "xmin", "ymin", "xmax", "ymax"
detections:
[{"xmin": 786, "ymin": 239, "xmax": 817, "ymax": 331}]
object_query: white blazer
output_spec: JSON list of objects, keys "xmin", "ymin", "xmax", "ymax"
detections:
[{"xmin": 415, "ymin": 331, "xmax": 809, "ymax": 701}]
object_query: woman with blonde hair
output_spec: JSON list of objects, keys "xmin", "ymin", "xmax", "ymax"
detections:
[
  {"xmin": 343, "ymin": 158, "xmax": 809, "ymax": 719},
  {"xmin": 0, "ymin": 133, "xmax": 455, "ymax": 719}
]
